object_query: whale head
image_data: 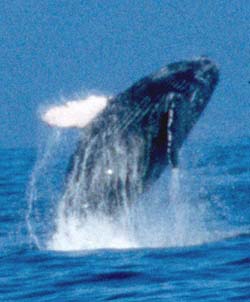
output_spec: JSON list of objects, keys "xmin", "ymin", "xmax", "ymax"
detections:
[
  {"xmin": 125, "ymin": 57, "xmax": 219, "ymax": 179},
  {"xmin": 146, "ymin": 56, "xmax": 219, "ymax": 101}
]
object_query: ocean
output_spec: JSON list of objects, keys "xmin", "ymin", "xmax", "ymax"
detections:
[{"xmin": 0, "ymin": 134, "xmax": 249, "ymax": 301}]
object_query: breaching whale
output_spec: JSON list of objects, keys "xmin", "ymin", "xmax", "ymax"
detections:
[{"xmin": 44, "ymin": 57, "xmax": 219, "ymax": 217}]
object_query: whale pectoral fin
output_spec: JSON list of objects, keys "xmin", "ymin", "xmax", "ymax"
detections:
[{"xmin": 41, "ymin": 96, "xmax": 108, "ymax": 128}]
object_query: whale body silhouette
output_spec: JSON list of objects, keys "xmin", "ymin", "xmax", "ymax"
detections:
[{"xmin": 63, "ymin": 57, "xmax": 219, "ymax": 216}]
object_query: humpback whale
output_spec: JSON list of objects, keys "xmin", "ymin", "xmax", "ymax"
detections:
[{"xmin": 44, "ymin": 57, "xmax": 219, "ymax": 217}]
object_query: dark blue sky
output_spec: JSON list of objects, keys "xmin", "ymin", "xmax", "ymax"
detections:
[{"xmin": 1, "ymin": 1, "xmax": 250, "ymax": 147}]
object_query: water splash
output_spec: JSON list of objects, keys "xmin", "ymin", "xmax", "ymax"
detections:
[
  {"xmin": 126, "ymin": 168, "xmax": 215, "ymax": 248},
  {"xmin": 28, "ymin": 137, "xmax": 230, "ymax": 251},
  {"xmin": 47, "ymin": 166, "xmax": 222, "ymax": 251},
  {"xmin": 47, "ymin": 213, "xmax": 138, "ymax": 251},
  {"xmin": 26, "ymin": 130, "xmax": 63, "ymax": 249},
  {"xmin": 28, "ymin": 96, "xmax": 243, "ymax": 251},
  {"xmin": 164, "ymin": 168, "xmax": 212, "ymax": 246},
  {"xmin": 28, "ymin": 130, "xmax": 237, "ymax": 251}
]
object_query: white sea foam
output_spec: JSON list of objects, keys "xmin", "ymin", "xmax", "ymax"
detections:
[
  {"xmin": 47, "ymin": 214, "xmax": 138, "ymax": 251},
  {"xmin": 47, "ymin": 168, "xmax": 221, "ymax": 251},
  {"xmin": 127, "ymin": 168, "xmax": 216, "ymax": 248},
  {"xmin": 42, "ymin": 95, "xmax": 108, "ymax": 128}
]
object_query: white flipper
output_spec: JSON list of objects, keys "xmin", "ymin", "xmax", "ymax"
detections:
[{"xmin": 42, "ymin": 95, "xmax": 108, "ymax": 128}]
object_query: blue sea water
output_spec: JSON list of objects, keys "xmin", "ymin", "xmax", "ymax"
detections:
[{"xmin": 0, "ymin": 135, "xmax": 249, "ymax": 301}]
